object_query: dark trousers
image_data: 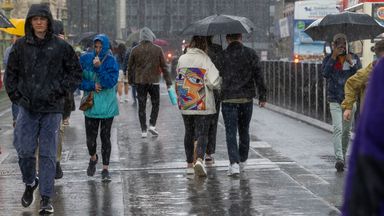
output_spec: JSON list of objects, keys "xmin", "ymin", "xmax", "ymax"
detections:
[
  {"xmin": 137, "ymin": 84, "xmax": 160, "ymax": 131},
  {"xmin": 206, "ymin": 93, "xmax": 221, "ymax": 155},
  {"xmin": 221, "ymin": 102, "xmax": 253, "ymax": 164},
  {"xmin": 182, "ymin": 114, "xmax": 212, "ymax": 163},
  {"xmin": 85, "ymin": 117, "xmax": 114, "ymax": 166}
]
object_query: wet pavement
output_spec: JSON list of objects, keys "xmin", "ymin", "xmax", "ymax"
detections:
[{"xmin": 0, "ymin": 87, "xmax": 346, "ymax": 215}]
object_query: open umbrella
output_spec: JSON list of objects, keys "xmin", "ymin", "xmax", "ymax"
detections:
[
  {"xmin": 0, "ymin": 18, "xmax": 25, "ymax": 36},
  {"xmin": 304, "ymin": 11, "xmax": 384, "ymax": 42},
  {"xmin": 154, "ymin": 38, "xmax": 169, "ymax": 46},
  {"xmin": 75, "ymin": 31, "xmax": 98, "ymax": 45},
  {"xmin": 0, "ymin": 12, "xmax": 14, "ymax": 28},
  {"xmin": 181, "ymin": 14, "xmax": 255, "ymax": 36}
]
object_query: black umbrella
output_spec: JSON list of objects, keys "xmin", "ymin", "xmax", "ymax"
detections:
[
  {"xmin": 75, "ymin": 31, "xmax": 98, "ymax": 45},
  {"xmin": 181, "ymin": 14, "xmax": 255, "ymax": 36},
  {"xmin": 304, "ymin": 11, "xmax": 384, "ymax": 42},
  {"xmin": 0, "ymin": 12, "xmax": 14, "ymax": 28}
]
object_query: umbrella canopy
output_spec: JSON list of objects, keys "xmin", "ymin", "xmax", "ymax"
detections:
[
  {"xmin": 75, "ymin": 31, "xmax": 98, "ymax": 45},
  {"xmin": 0, "ymin": 12, "xmax": 14, "ymax": 28},
  {"xmin": 304, "ymin": 11, "xmax": 384, "ymax": 42},
  {"xmin": 0, "ymin": 18, "xmax": 25, "ymax": 36},
  {"xmin": 181, "ymin": 14, "xmax": 255, "ymax": 36},
  {"xmin": 154, "ymin": 38, "xmax": 169, "ymax": 46}
]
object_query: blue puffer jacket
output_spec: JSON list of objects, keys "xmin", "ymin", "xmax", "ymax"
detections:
[
  {"xmin": 79, "ymin": 34, "xmax": 119, "ymax": 119},
  {"xmin": 322, "ymin": 53, "xmax": 362, "ymax": 104}
]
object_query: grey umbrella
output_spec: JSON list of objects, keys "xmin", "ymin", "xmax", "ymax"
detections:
[
  {"xmin": 0, "ymin": 12, "xmax": 14, "ymax": 28},
  {"xmin": 304, "ymin": 11, "xmax": 384, "ymax": 42},
  {"xmin": 181, "ymin": 14, "xmax": 255, "ymax": 36}
]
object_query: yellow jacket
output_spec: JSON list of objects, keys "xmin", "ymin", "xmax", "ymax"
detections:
[{"xmin": 341, "ymin": 63, "xmax": 373, "ymax": 110}]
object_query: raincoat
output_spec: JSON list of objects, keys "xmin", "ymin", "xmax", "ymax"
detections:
[
  {"xmin": 127, "ymin": 27, "xmax": 172, "ymax": 86},
  {"xmin": 176, "ymin": 48, "xmax": 221, "ymax": 115},
  {"xmin": 342, "ymin": 58, "xmax": 384, "ymax": 216},
  {"xmin": 79, "ymin": 34, "xmax": 119, "ymax": 119},
  {"xmin": 322, "ymin": 53, "xmax": 361, "ymax": 104},
  {"xmin": 341, "ymin": 62, "xmax": 373, "ymax": 111},
  {"xmin": 5, "ymin": 4, "xmax": 82, "ymax": 113}
]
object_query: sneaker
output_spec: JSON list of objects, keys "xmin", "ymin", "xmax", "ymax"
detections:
[
  {"xmin": 335, "ymin": 160, "xmax": 344, "ymax": 172},
  {"xmin": 186, "ymin": 167, "xmax": 194, "ymax": 175},
  {"xmin": 148, "ymin": 126, "xmax": 159, "ymax": 136},
  {"xmin": 101, "ymin": 169, "xmax": 111, "ymax": 182},
  {"xmin": 124, "ymin": 98, "xmax": 129, "ymax": 102},
  {"xmin": 87, "ymin": 155, "xmax": 98, "ymax": 177},
  {"xmin": 119, "ymin": 98, "xmax": 124, "ymax": 103},
  {"xmin": 141, "ymin": 131, "xmax": 148, "ymax": 138},
  {"xmin": 39, "ymin": 196, "xmax": 54, "ymax": 214},
  {"xmin": 205, "ymin": 154, "xmax": 214, "ymax": 164},
  {"xmin": 21, "ymin": 177, "xmax": 39, "ymax": 207},
  {"xmin": 55, "ymin": 162, "xmax": 63, "ymax": 179},
  {"xmin": 63, "ymin": 119, "xmax": 69, "ymax": 126},
  {"xmin": 194, "ymin": 159, "xmax": 207, "ymax": 177},
  {"xmin": 228, "ymin": 163, "xmax": 240, "ymax": 176},
  {"xmin": 239, "ymin": 161, "xmax": 247, "ymax": 172}
]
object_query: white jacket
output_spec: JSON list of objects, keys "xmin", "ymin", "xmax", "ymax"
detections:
[{"xmin": 176, "ymin": 48, "xmax": 221, "ymax": 115}]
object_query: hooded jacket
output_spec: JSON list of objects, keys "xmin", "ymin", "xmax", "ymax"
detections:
[
  {"xmin": 127, "ymin": 27, "xmax": 172, "ymax": 86},
  {"xmin": 79, "ymin": 34, "xmax": 119, "ymax": 119},
  {"xmin": 5, "ymin": 4, "xmax": 82, "ymax": 113}
]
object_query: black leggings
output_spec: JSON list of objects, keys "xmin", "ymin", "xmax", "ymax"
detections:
[
  {"xmin": 85, "ymin": 117, "xmax": 114, "ymax": 165},
  {"xmin": 182, "ymin": 114, "xmax": 212, "ymax": 163}
]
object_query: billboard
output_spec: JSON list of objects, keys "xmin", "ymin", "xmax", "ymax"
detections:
[{"xmin": 293, "ymin": 0, "xmax": 339, "ymax": 61}]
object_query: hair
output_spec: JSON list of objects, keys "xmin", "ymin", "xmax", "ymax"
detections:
[
  {"xmin": 374, "ymin": 40, "xmax": 384, "ymax": 56},
  {"xmin": 226, "ymin": 33, "xmax": 242, "ymax": 41},
  {"xmin": 189, "ymin": 36, "xmax": 208, "ymax": 53}
]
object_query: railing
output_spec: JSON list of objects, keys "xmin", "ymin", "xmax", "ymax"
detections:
[{"xmin": 261, "ymin": 61, "xmax": 331, "ymax": 124}]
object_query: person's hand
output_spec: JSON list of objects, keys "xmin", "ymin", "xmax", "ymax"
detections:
[
  {"xmin": 343, "ymin": 109, "xmax": 352, "ymax": 121},
  {"xmin": 93, "ymin": 56, "xmax": 101, "ymax": 68},
  {"xmin": 346, "ymin": 54, "xmax": 354, "ymax": 65},
  {"xmin": 331, "ymin": 45, "xmax": 346, "ymax": 59},
  {"xmin": 259, "ymin": 101, "xmax": 266, "ymax": 108},
  {"xmin": 58, "ymin": 34, "xmax": 65, "ymax": 40},
  {"xmin": 95, "ymin": 83, "xmax": 102, "ymax": 93}
]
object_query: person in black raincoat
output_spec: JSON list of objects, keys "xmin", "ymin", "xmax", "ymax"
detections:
[{"xmin": 5, "ymin": 4, "xmax": 82, "ymax": 214}]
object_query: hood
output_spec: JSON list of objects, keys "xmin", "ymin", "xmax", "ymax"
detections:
[
  {"xmin": 52, "ymin": 19, "xmax": 64, "ymax": 35},
  {"xmin": 139, "ymin": 27, "xmax": 156, "ymax": 43},
  {"xmin": 25, "ymin": 4, "xmax": 54, "ymax": 41},
  {"xmin": 93, "ymin": 34, "xmax": 111, "ymax": 59}
]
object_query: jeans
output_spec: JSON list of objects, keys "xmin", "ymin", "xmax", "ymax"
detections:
[
  {"xmin": 182, "ymin": 114, "xmax": 212, "ymax": 163},
  {"xmin": 222, "ymin": 102, "xmax": 253, "ymax": 164},
  {"xmin": 85, "ymin": 117, "xmax": 114, "ymax": 166},
  {"xmin": 206, "ymin": 92, "xmax": 221, "ymax": 155},
  {"xmin": 12, "ymin": 102, "xmax": 19, "ymax": 121},
  {"xmin": 137, "ymin": 84, "xmax": 160, "ymax": 131},
  {"xmin": 14, "ymin": 106, "xmax": 61, "ymax": 198},
  {"xmin": 329, "ymin": 102, "xmax": 353, "ymax": 161},
  {"xmin": 131, "ymin": 84, "xmax": 137, "ymax": 103}
]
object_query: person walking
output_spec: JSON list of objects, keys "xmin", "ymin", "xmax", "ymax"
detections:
[
  {"xmin": 341, "ymin": 57, "xmax": 384, "ymax": 216},
  {"xmin": 123, "ymin": 41, "xmax": 138, "ymax": 104},
  {"xmin": 342, "ymin": 40, "xmax": 384, "ymax": 121},
  {"xmin": 79, "ymin": 34, "xmax": 119, "ymax": 182},
  {"xmin": 127, "ymin": 27, "xmax": 172, "ymax": 138},
  {"xmin": 205, "ymin": 36, "xmax": 223, "ymax": 164},
  {"xmin": 114, "ymin": 43, "xmax": 129, "ymax": 103},
  {"xmin": 4, "ymin": 4, "xmax": 82, "ymax": 214},
  {"xmin": 176, "ymin": 36, "xmax": 221, "ymax": 177},
  {"xmin": 217, "ymin": 33, "xmax": 267, "ymax": 176},
  {"xmin": 322, "ymin": 33, "xmax": 362, "ymax": 172}
]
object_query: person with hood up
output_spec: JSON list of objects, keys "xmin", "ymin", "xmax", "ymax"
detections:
[
  {"xmin": 4, "ymin": 4, "xmax": 82, "ymax": 214},
  {"xmin": 176, "ymin": 36, "xmax": 221, "ymax": 177},
  {"xmin": 79, "ymin": 34, "xmax": 119, "ymax": 182},
  {"xmin": 322, "ymin": 33, "xmax": 362, "ymax": 172},
  {"xmin": 127, "ymin": 27, "xmax": 172, "ymax": 138}
]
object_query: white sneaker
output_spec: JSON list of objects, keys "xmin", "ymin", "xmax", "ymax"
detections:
[
  {"xmin": 186, "ymin": 168, "xmax": 194, "ymax": 175},
  {"xmin": 119, "ymin": 98, "xmax": 124, "ymax": 103},
  {"xmin": 194, "ymin": 159, "xmax": 207, "ymax": 177},
  {"xmin": 227, "ymin": 163, "xmax": 240, "ymax": 176},
  {"xmin": 124, "ymin": 98, "xmax": 129, "ymax": 102},
  {"xmin": 141, "ymin": 131, "xmax": 147, "ymax": 138},
  {"xmin": 148, "ymin": 126, "xmax": 159, "ymax": 136},
  {"xmin": 239, "ymin": 161, "xmax": 247, "ymax": 172}
]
